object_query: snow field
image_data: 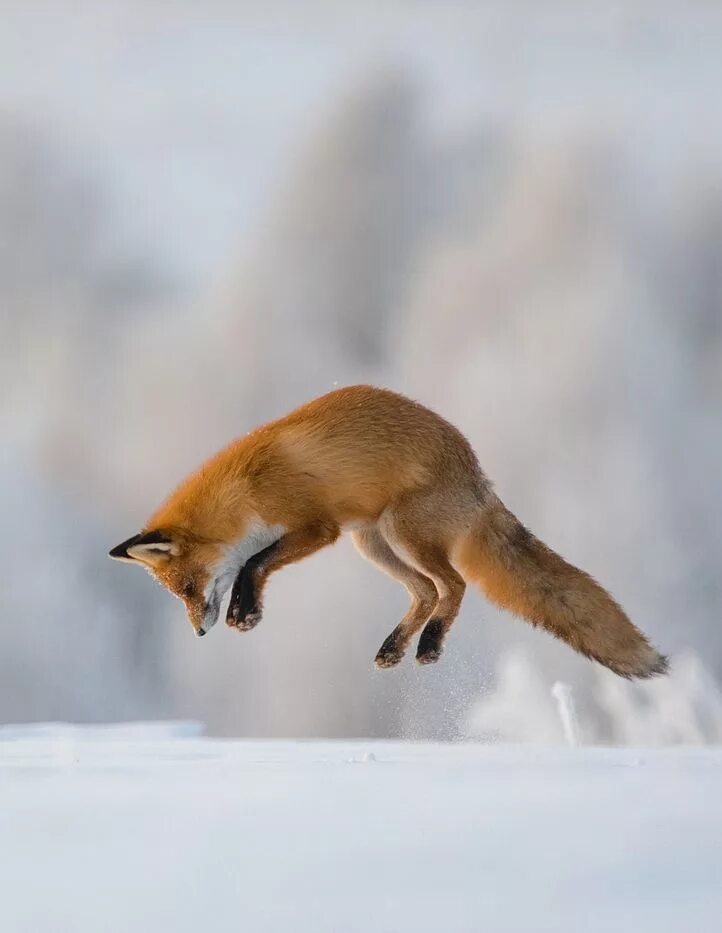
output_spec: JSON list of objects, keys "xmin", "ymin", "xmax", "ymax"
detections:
[{"xmin": 1, "ymin": 726, "xmax": 721, "ymax": 932}]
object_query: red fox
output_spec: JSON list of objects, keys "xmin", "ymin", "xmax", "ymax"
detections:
[{"xmin": 110, "ymin": 385, "xmax": 667, "ymax": 678}]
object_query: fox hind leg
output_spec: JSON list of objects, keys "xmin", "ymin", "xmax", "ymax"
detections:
[
  {"xmin": 380, "ymin": 498, "xmax": 467, "ymax": 665},
  {"xmin": 352, "ymin": 527, "xmax": 438, "ymax": 668}
]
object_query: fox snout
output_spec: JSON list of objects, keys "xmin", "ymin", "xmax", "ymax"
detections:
[
  {"xmin": 182, "ymin": 589, "xmax": 222, "ymax": 639},
  {"xmin": 195, "ymin": 597, "xmax": 222, "ymax": 638}
]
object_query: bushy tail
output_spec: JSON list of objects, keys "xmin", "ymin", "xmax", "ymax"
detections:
[{"xmin": 455, "ymin": 496, "xmax": 668, "ymax": 679}]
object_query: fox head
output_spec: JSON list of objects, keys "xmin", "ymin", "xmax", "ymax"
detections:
[{"xmin": 108, "ymin": 529, "xmax": 236, "ymax": 637}]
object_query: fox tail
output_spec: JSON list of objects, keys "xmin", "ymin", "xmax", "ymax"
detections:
[{"xmin": 455, "ymin": 496, "xmax": 668, "ymax": 679}]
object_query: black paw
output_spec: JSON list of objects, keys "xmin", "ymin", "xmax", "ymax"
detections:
[
  {"xmin": 416, "ymin": 619, "xmax": 445, "ymax": 665},
  {"xmin": 226, "ymin": 564, "xmax": 261, "ymax": 630},
  {"xmin": 226, "ymin": 602, "xmax": 262, "ymax": 631},
  {"xmin": 226, "ymin": 593, "xmax": 261, "ymax": 632},
  {"xmin": 374, "ymin": 629, "xmax": 406, "ymax": 669}
]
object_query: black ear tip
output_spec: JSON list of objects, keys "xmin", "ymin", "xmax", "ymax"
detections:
[
  {"xmin": 109, "ymin": 530, "xmax": 173, "ymax": 560},
  {"xmin": 109, "ymin": 534, "xmax": 141, "ymax": 560}
]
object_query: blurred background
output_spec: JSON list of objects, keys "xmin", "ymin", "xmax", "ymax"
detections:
[{"xmin": 2, "ymin": 1, "xmax": 721, "ymax": 742}]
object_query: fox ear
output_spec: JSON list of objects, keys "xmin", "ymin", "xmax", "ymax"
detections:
[{"xmin": 109, "ymin": 530, "xmax": 180, "ymax": 566}]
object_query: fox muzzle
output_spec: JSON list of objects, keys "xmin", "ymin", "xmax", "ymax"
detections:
[{"xmin": 195, "ymin": 596, "xmax": 222, "ymax": 638}]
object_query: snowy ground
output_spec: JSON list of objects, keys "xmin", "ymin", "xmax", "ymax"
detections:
[{"xmin": 1, "ymin": 725, "xmax": 721, "ymax": 933}]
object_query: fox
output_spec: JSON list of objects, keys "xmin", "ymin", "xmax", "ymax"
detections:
[{"xmin": 110, "ymin": 385, "xmax": 667, "ymax": 678}]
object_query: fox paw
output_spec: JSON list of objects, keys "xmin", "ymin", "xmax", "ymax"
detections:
[
  {"xmin": 415, "ymin": 619, "xmax": 445, "ymax": 665},
  {"xmin": 374, "ymin": 630, "xmax": 406, "ymax": 669},
  {"xmin": 416, "ymin": 647, "xmax": 442, "ymax": 665},
  {"xmin": 227, "ymin": 608, "xmax": 262, "ymax": 632},
  {"xmin": 375, "ymin": 649, "xmax": 404, "ymax": 669}
]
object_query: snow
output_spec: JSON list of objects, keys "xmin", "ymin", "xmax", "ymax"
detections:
[{"xmin": 1, "ymin": 725, "xmax": 721, "ymax": 933}]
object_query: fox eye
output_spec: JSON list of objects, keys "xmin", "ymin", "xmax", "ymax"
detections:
[{"xmin": 182, "ymin": 582, "xmax": 195, "ymax": 599}]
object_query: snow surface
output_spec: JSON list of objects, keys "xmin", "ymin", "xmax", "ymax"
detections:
[{"xmin": 1, "ymin": 724, "xmax": 721, "ymax": 933}]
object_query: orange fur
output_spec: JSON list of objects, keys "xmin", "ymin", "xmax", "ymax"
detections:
[
  {"xmin": 110, "ymin": 385, "xmax": 667, "ymax": 677},
  {"xmin": 454, "ymin": 498, "xmax": 668, "ymax": 679}
]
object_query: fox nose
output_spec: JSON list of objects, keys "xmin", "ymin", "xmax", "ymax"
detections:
[{"xmin": 196, "ymin": 627, "xmax": 206, "ymax": 638}]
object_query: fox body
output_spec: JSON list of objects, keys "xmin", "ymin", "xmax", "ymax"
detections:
[{"xmin": 110, "ymin": 385, "xmax": 667, "ymax": 678}]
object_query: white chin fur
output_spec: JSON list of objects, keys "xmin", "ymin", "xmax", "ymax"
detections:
[{"xmin": 201, "ymin": 517, "xmax": 286, "ymax": 630}]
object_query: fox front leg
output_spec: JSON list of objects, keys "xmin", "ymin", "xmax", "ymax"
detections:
[
  {"xmin": 226, "ymin": 522, "xmax": 340, "ymax": 634},
  {"xmin": 226, "ymin": 542, "xmax": 279, "ymax": 631}
]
